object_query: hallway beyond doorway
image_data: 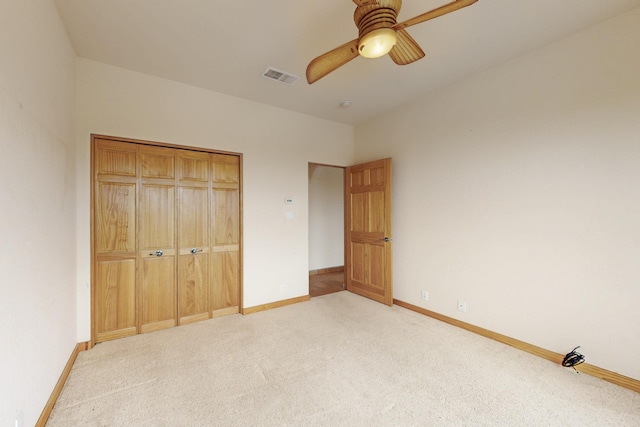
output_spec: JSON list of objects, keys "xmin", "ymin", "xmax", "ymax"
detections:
[{"xmin": 309, "ymin": 271, "xmax": 344, "ymax": 297}]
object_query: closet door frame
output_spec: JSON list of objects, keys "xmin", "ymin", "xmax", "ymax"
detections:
[{"xmin": 90, "ymin": 134, "xmax": 243, "ymax": 348}]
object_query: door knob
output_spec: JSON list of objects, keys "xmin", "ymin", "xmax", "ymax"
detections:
[
  {"xmin": 382, "ymin": 237, "xmax": 393, "ymax": 242},
  {"xmin": 150, "ymin": 250, "xmax": 163, "ymax": 256}
]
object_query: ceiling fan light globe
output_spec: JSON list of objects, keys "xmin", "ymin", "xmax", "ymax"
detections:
[{"xmin": 358, "ymin": 28, "xmax": 397, "ymax": 58}]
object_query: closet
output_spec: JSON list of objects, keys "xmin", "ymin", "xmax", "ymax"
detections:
[{"xmin": 92, "ymin": 135, "xmax": 241, "ymax": 344}]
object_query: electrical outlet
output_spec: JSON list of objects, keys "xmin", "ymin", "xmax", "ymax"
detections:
[
  {"xmin": 280, "ymin": 284, "xmax": 286, "ymax": 293},
  {"xmin": 421, "ymin": 290, "xmax": 428, "ymax": 301},
  {"xmin": 457, "ymin": 299, "xmax": 467, "ymax": 312}
]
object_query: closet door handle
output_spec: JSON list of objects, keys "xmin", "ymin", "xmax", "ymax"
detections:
[
  {"xmin": 149, "ymin": 250, "xmax": 164, "ymax": 257},
  {"xmin": 190, "ymin": 248, "xmax": 203, "ymax": 254}
]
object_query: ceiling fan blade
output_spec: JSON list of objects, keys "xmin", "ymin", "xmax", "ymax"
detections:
[
  {"xmin": 394, "ymin": 0, "xmax": 478, "ymax": 31},
  {"xmin": 306, "ymin": 39, "xmax": 359, "ymax": 84},
  {"xmin": 388, "ymin": 29, "xmax": 425, "ymax": 65}
]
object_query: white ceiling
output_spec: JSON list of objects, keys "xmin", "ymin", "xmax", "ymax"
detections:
[{"xmin": 54, "ymin": 0, "xmax": 640, "ymax": 125}]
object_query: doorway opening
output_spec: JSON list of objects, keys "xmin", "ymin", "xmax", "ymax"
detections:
[{"xmin": 308, "ymin": 163, "xmax": 345, "ymax": 297}]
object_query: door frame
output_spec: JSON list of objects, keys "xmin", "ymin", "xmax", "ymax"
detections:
[
  {"xmin": 308, "ymin": 159, "xmax": 393, "ymax": 305},
  {"xmin": 308, "ymin": 162, "xmax": 346, "ymax": 296}
]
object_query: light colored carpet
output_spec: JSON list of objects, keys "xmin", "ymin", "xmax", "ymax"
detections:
[{"xmin": 48, "ymin": 291, "xmax": 639, "ymax": 426}]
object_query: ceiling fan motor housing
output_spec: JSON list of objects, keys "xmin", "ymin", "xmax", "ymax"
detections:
[{"xmin": 354, "ymin": 0, "xmax": 401, "ymax": 40}]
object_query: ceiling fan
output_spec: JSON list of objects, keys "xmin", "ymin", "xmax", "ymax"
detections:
[{"xmin": 306, "ymin": 0, "xmax": 478, "ymax": 84}]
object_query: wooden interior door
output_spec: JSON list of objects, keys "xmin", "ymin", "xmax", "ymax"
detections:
[
  {"xmin": 345, "ymin": 158, "xmax": 393, "ymax": 306},
  {"xmin": 177, "ymin": 150, "xmax": 210, "ymax": 325},
  {"xmin": 93, "ymin": 140, "xmax": 138, "ymax": 342},
  {"xmin": 139, "ymin": 146, "xmax": 177, "ymax": 333}
]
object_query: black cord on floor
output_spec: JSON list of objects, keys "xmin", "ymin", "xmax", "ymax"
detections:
[{"xmin": 562, "ymin": 346, "xmax": 585, "ymax": 372}]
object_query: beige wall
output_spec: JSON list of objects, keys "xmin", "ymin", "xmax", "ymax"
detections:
[
  {"xmin": 354, "ymin": 7, "xmax": 640, "ymax": 379},
  {"xmin": 74, "ymin": 59, "xmax": 355, "ymax": 340},
  {"xmin": 3, "ymin": 3, "xmax": 639, "ymax": 422},
  {"xmin": 0, "ymin": 1, "xmax": 77, "ymax": 426},
  {"xmin": 309, "ymin": 165, "xmax": 344, "ymax": 271}
]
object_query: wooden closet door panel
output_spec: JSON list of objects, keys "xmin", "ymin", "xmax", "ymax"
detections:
[
  {"xmin": 210, "ymin": 153, "xmax": 240, "ymax": 316},
  {"xmin": 211, "ymin": 250, "xmax": 239, "ymax": 316},
  {"xmin": 141, "ymin": 149, "xmax": 175, "ymax": 179},
  {"xmin": 139, "ymin": 181, "xmax": 177, "ymax": 333},
  {"xmin": 140, "ymin": 184, "xmax": 175, "ymax": 249},
  {"xmin": 179, "ymin": 151, "xmax": 209, "ymax": 183},
  {"xmin": 95, "ymin": 259, "xmax": 136, "ymax": 341},
  {"xmin": 178, "ymin": 254, "xmax": 209, "ymax": 324},
  {"xmin": 179, "ymin": 187, "xmax": 209, "ymax": 248},
  {"xmin": 177, "ymin": 185, "xmax": 209, "ymax": 325},
  {"xmin": 96, "ymin": 182, "xmax": 136, "ymax": 253},
  {"xmin": 95, "ymin": 139, "xmax": 137, "ymax": 178},
  {"xmin": 212, "ymin": 188, "xmax": 240, "ymax": 245},
  {"xmin": 140, "ymin": 256, "xmax": 176, "ymax": 333},
  {"xmin": 211, "ymin": 153, "xmax": 239, "ymax": 184},
  {"xmin": 93, "ymin": 139, "xmax": 138, "ymax": 343}
]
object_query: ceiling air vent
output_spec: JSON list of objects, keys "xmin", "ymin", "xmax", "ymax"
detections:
[{"xmin": 262, "ymin": 67, "xmax": 299, "ymax": 86}]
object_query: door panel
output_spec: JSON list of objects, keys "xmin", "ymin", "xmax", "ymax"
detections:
[
  {"xmin": 139, "ymin": 179, "xmax": 176, "ymax": 332},
  {"xmin": 211, "ymin": 250, "xmax": 239, "ymax": 317},
  {"xmin": 213, "ymin": 189, "xmax": 240, "ymax": 244},
  {"xmin": 95, "ymin": 140, "xmax": 137, "ymax": 178},
  {"xmin": 211, "ymin": 153, "xmax": 240, "ymax": 184},
  {"xmin": 95, "ymin": 259, "xmax": 136, "ymax": 341},
  {"xmin": 178, "ymin": 253, "xmax": 209, "ymax": 324},
  {"xmin": 141, "ymin": 150, "xmax": 175, "ymax": 179},
  {"xmin": 369, "ymin": 191, "xmax": 385, "ymax": 232},
  {"xmin": 345, "ymin": 158, "xmax": 393, "ymax": 306},
  {"xmin": 179, "ymin": 187, "xmax": 209, "ymax": 248},
  {"xmin": 177, "ymin": 180, "xmax": 210, "ymax": 324},
  {"xmin": 211, "ymin": 154, "xmax": 240, "ymax": 316},
  {"xmin": 96, "ymin": 182, "xmax": 136, "ymax": 253},
  {"xmin": 140, "ymin": 255, "xmax": 176, "ymax": 333},
  {"xmin": 351, "ymin": 193, "xmax": 366, "ymax": 232},
  {"xmin": 141, "ymin": 185, "xmax": 175, "ymax": 249},
  {"xmin": 93, "ymin": 139, "xmax": 138, "ymax": 342},
  {"xmin": 179, "ymin": 152, "xmax": 209, "ymax": 183}
]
